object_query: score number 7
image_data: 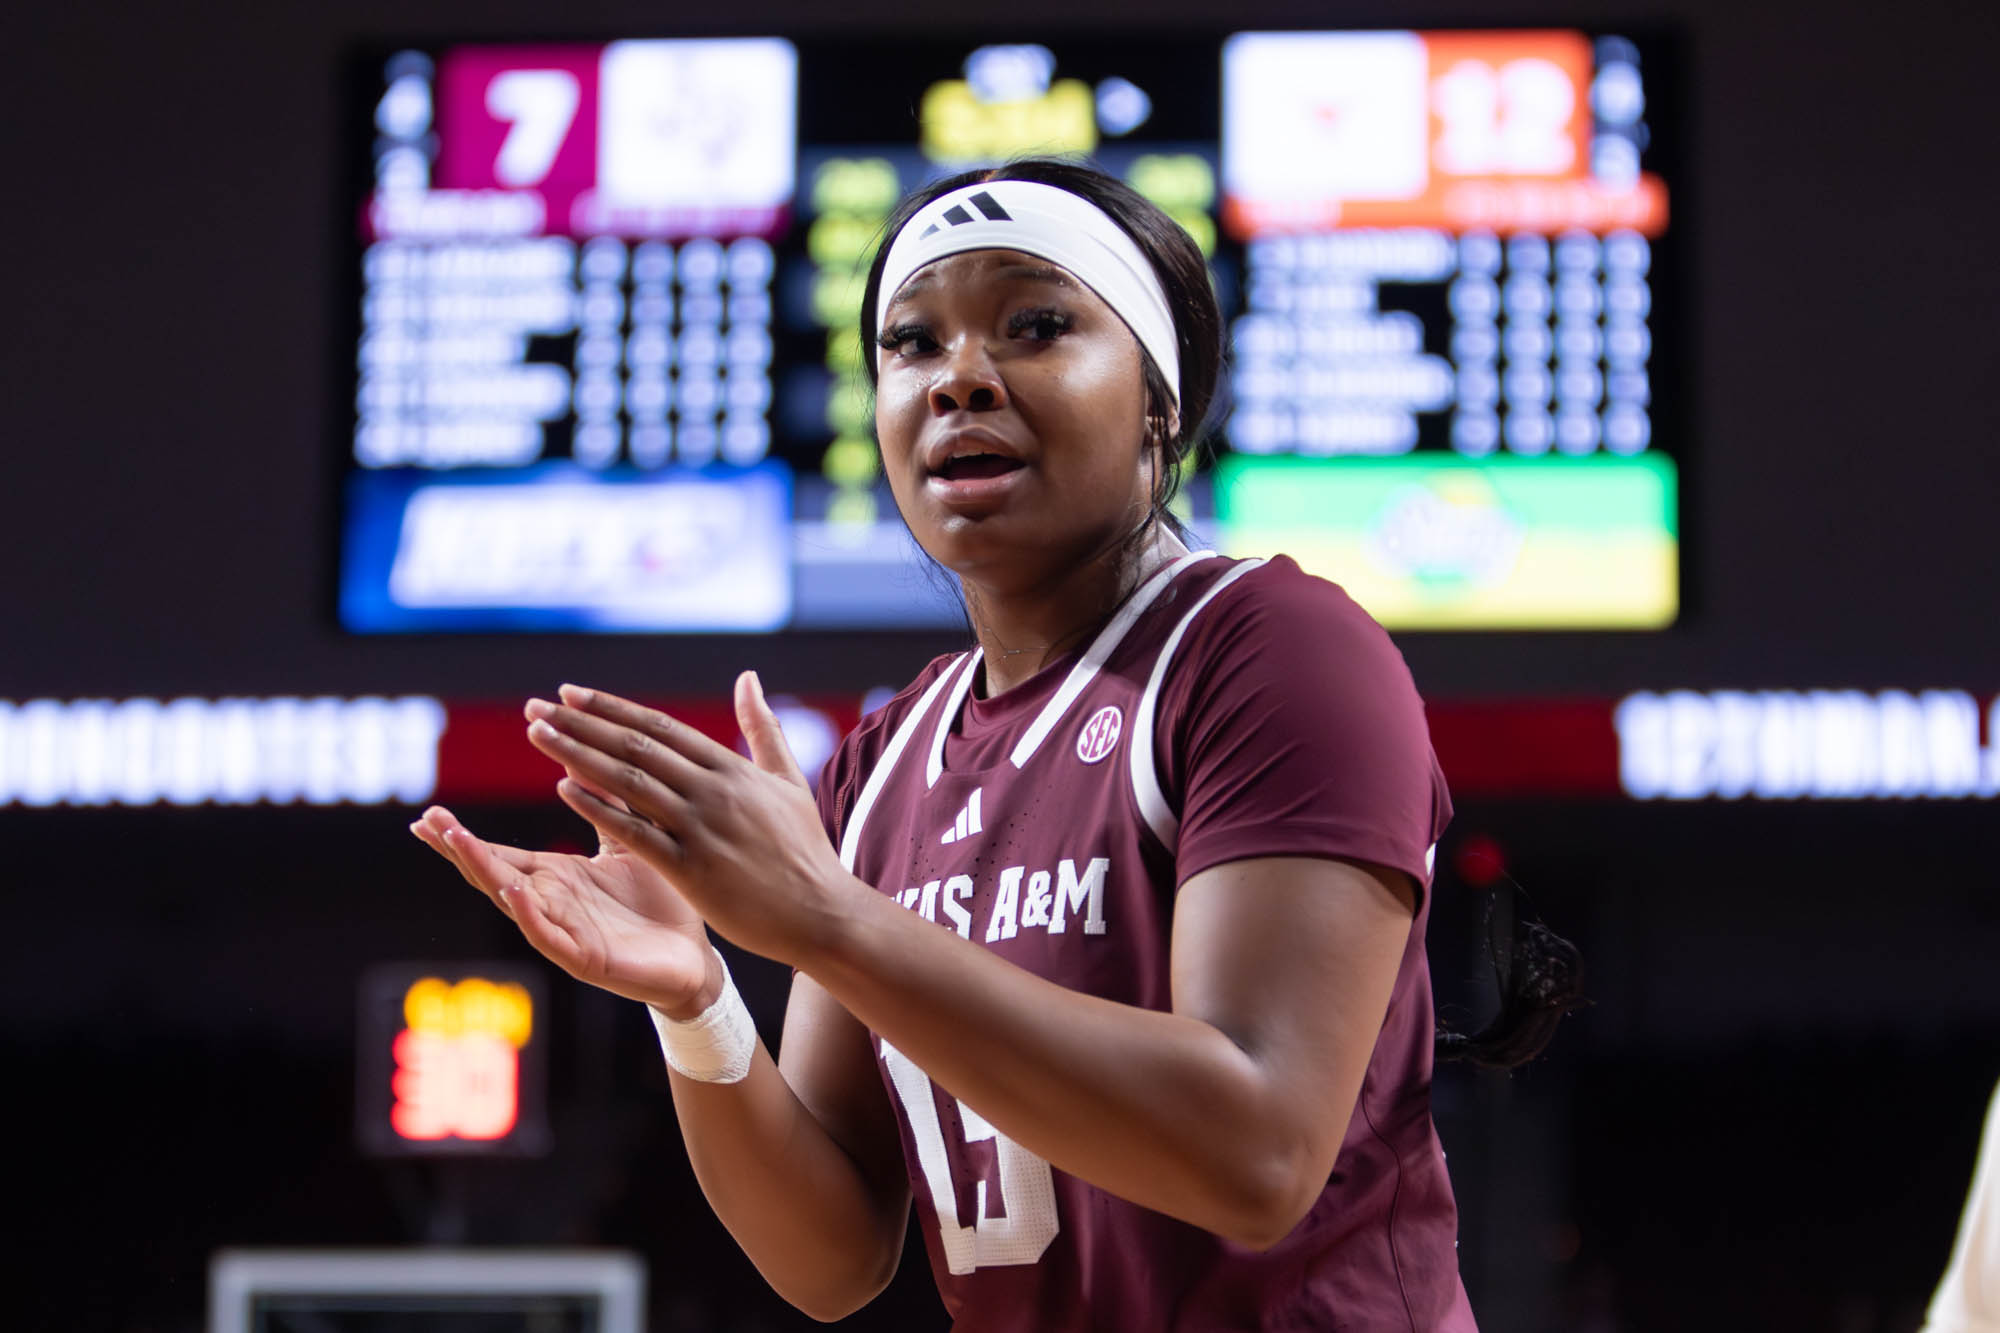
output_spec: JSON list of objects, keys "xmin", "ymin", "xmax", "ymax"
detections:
[
  {"xmin": 484, "ymin": 69, "xmax": 581, "ymax": 187},
  {"xmin": 880, "ymin": 1039, "xmax": 1060, "ymax": 1275}
]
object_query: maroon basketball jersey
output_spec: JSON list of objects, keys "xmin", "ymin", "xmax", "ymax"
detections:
[{"xmin": 819, "ymin": 553, "xmax": 1476, "ymax": 1332}]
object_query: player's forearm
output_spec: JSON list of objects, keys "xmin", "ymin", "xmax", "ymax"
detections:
[
  {"xmin": 798, "ymin": 885, "xmax": 1333, "ymax": 1249},
  {"xmin": 668, "ymin": 1045, "xmax": 907, "ymax": 1318}
]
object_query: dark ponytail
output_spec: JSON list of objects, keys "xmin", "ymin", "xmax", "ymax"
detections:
[{"xmin": 1434, "ymin": 880, "xmax": 1587, "ymax": 1069}]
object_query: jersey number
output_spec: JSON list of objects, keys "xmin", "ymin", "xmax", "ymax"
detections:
[{"xmin": 880, "ymin": 1040, "xmax": 1060, "ymax": 1275}]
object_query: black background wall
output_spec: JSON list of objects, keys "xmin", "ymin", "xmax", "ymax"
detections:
[{"xmin": 6, "ymin": 0, "xmax": 1998, "ymax": 1329}]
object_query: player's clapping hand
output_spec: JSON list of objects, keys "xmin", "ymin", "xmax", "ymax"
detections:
[
  {"xmin": 522, "ymin": 672, "xmax": 854, "ymax": 969},
  {"xmin": 410, "ymin": 799, "xmax": 718, "ymax": 1016}
]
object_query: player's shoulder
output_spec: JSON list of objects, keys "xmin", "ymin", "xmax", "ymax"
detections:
[
  {"xmin": 1157, "ymin": 552, "xmax": 1426, "ymax": 723},
  {"xmin": 1176, "ymin": 552, "xmax": 1400, "ymax": 659}
]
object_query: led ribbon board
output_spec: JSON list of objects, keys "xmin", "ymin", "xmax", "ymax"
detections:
[{"xmin": 13, "ymin": 689, "xmax": 1991, "ymax": 809}]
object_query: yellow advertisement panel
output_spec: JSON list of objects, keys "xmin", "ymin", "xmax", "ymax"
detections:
[{"xmin": 1213, "ymin": 455, "xmax": 1677, "ymax": 629}]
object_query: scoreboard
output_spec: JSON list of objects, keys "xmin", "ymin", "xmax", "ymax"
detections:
[{"xmin": 340, "ymin": 30, "xmax": 1676, "ymax": 633}]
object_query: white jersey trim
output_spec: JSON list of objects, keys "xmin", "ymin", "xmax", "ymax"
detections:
[
  {"xmin": 926, "ymin": 649, "xmax": 985, "ymax": 790},
  {"xmin": 840, "ymin": 653, "xmax": 971, "ymax": 873},
  {"xmin": 1007, "ymin": 551, "xmax": 1213, "ymax": 770},
  {"xmin": 1925, "ymin": 1079, "xmax": 2000, "ymax": 1333},
  {"xmin": 1130, "ymin": 558, "xmax": 1267, "ymax": 851},
  {"xmin": 842, "ymin": 551, "xmax": 1217, "ymax": 873}
]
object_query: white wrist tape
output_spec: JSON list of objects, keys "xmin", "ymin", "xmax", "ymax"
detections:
[{"xmin": 649, "ymin": 950, "xmax": 756, "ymax": 1084}]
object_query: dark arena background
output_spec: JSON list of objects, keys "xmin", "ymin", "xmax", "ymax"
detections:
[{"xmin": 7, "ymin": 0, "xmax": 1998, "ymax": 1329}]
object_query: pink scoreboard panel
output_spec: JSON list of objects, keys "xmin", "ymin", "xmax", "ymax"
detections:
[{"xmin": 341, "ymin": 32, "xmax": 1678, "ymax": 633}]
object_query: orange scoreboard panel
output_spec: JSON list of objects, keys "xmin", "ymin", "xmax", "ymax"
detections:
[{"xmin": 1221, "ymin": 30, "xmax": 1665, "ymax": 238}]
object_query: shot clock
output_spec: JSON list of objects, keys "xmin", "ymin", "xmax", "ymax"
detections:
[{"xmin": 356, "ymin": 962, "xmax": 550, "ymax": 1157}]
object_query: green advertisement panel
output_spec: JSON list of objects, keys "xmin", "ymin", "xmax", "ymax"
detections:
[{"xmin": 1212, "ymin": 455, "xmax": 1678, "ymax": 629}]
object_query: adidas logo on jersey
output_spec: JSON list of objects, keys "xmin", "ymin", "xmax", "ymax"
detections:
[{"xmin": 940, "ymin": 787, "xmax": 983, "ymax": 844}]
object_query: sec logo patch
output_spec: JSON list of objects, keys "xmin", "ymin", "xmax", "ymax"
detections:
[{"xmin": 1076, "ymin": 705, "xmax": 1123, "ymax": 764}]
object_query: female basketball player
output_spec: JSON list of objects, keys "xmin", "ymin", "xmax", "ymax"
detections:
[{"xmin": 415, "ymin": 160, "xmax": 1507, "ymax": 1329}]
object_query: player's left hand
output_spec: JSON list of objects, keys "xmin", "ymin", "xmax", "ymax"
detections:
[{"xmin": 523, "ymin": 672, "xmax": 855, "ymax": 967}]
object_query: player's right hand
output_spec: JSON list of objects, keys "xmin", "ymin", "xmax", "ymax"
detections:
[{"xmin": 411, "ymin": 803, "xmax": 721, "ymax": 1017}]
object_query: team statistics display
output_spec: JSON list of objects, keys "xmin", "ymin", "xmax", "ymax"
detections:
[{"xmin": 340, "ymin": 30, "xmax": 1677, "ymax": 633}]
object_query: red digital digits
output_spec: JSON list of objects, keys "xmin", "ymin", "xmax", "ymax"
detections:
[
  {"xmin": 389, "ymin": 976, "xmax": 533, "ymax": 1142},
  {"xmin": 390, "ymin": 1028, "xmax": 521, "ymax": 1141}
]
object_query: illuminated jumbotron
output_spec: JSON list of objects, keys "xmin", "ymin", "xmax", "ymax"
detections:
[{"xmin": 340, "ymin": 31, "xmax": 1678, "ymax": 633}]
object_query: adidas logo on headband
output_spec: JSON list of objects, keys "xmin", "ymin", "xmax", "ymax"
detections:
[{"xmin": 917, "ymin": 190, "xmax": 1014, "ymax": 239}]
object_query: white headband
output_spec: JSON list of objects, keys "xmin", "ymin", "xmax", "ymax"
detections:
[{"xmin": 874, "ymin": 179, "xmax": 1181, "ymax": 406}]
